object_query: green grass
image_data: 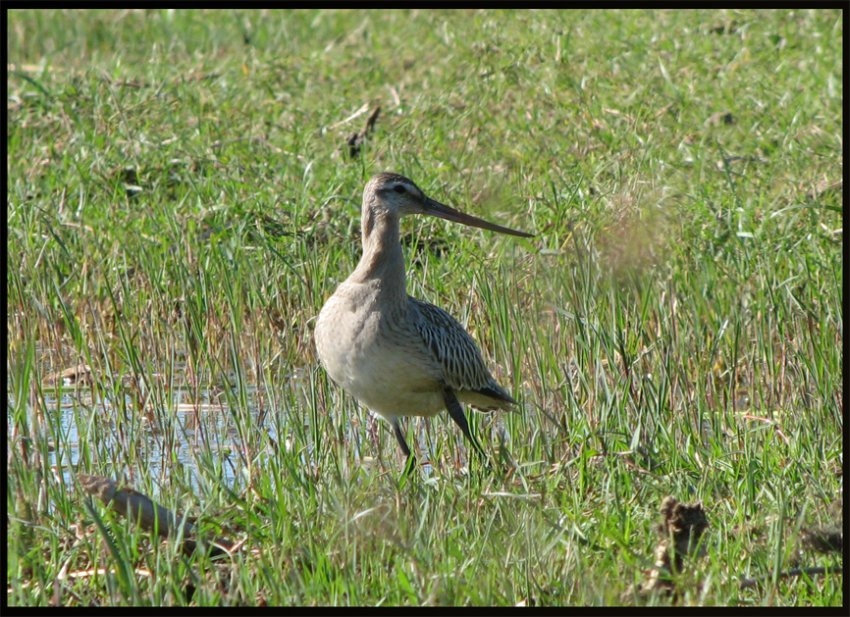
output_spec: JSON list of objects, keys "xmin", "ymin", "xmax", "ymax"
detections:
[{"xmin": 7, "ymin": 8, "xmax": 843, "ymax": 607}]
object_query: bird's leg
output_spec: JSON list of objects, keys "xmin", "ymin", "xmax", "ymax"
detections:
[
  {"xmin": 391, "ymin": 418, "xmax": 411, "ymax": 457},
  {"xmin": 366, "ymin": 413, "xmax": 390, "ymax": 473},
  {"xmin": 367, "ymin": 413, "xmax": 381, "ymax": 453},
  {"xmin": 442, "ymin": 387, "xmax": 488, "ymax": 462},
  {"xmin": 391, "ymin": 418, "xmax": 417, "ymax": 474}
]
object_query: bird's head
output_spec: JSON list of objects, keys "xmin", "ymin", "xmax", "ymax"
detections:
[{"xmin": 363, "ymin": 172, "xmax": 533, "ymax": 238}]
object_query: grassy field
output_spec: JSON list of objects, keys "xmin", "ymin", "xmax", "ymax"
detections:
[{"xmin": 6, "ymin": 8, "xmax": 843, "ymax": 607}]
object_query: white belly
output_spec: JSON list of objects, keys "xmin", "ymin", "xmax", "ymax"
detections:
[{"xmin": 315, "ymin": 291, "xmax": 444, "ymax": 419}]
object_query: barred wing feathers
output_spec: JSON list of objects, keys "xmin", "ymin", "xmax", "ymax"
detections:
[{"xmin": 409, "ymin": 296, "xmax": 515, "ymax": 409}]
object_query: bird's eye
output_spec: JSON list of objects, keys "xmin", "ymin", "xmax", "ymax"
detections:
[{"xmin": 393, "ymin": 184, "xmax": 407, "ymax": 194}]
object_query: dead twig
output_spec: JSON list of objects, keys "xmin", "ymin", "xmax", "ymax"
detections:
[
  {"xmin": 627, "ymin": 496, "xmax": 709, "ymax": 600},
  {"xmin": 78, "ymin": 474, "xmax": 236, "ymax": 557},
  {"xmin": 739, "ymin": 524, "xmax": 842, "ymax": 590},
  {"xmin": 739, "ymin": 566, "xmax": 842, "ymax": 590},
  {"xmin": 347, "ymin": 105, "xmax": 381, "ymax": 159}
]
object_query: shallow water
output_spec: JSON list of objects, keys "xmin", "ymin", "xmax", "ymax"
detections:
[{"xmin": 11, "ymin": 363, "xmax": 465, "ymax": 505}]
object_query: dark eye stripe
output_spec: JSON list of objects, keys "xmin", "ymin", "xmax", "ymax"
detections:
[{"xmin": 393, "ymin": 184, "xmax": 407, "ymax": 193}]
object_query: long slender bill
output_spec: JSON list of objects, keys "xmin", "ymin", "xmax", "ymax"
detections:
[{"xmin": 424, "ymin": 198, "xmax": 534, "ymax": 238}]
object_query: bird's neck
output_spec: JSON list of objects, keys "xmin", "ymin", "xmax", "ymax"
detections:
[{"xmin": 349, "ymin": 206, "xmax": 407, "ymax": 303}]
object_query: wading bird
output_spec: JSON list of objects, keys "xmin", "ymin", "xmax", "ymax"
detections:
[{"xmin": 314, "ymin": 173, "xmax": 532, "ymax": 468}]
